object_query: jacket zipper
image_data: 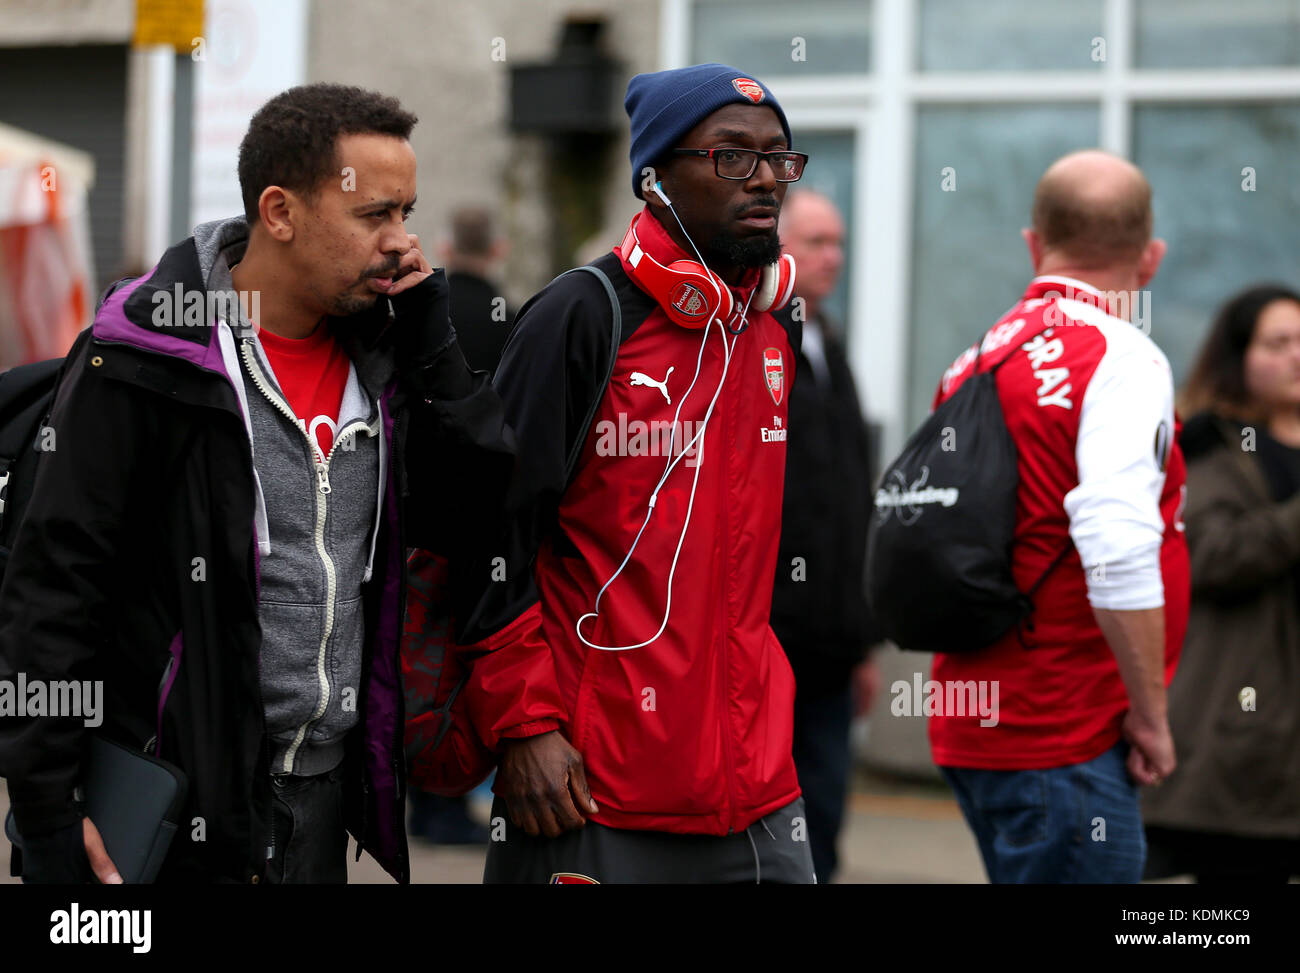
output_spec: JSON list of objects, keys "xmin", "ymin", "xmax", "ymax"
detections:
[
  {"xmin": 147, "ymin": 647, "xmax": 178, "ymax": 756},
  {"xmin": 239, "ymin": 338, "xmax": 374, "ymax": 775},
  {"xmin": 256, "ymin": 585, "xmax": 275, "ymax": 879},
  {"xmin": 390, "ymin": 402, "xmax": 410, "ymax": 880},
  {"xmin": 232, "ymin": 337, "xmax": 285, "ymax": 875},
  {"xmin": 718, "ymin": 333, "xmax": 739, "ymax": 834},
  {"xmin": 391, "ymin": 403, "xmax": 407, "ymax": 803},
  {"xmin": 352, "ymin": 399, "xmax": 388, "ymax": 863},
  {"xmin": 142, "ymin": 652, "xmax": 175, "ymax": 756},
  {"xmin": 352, "ymin": 394, "xmax": 405, "ymax": 874}
]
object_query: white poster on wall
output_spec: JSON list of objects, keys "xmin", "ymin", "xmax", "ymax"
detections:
[{"xmin": 190, "ymin": 0, "xmax": 308, "ymax": 227}]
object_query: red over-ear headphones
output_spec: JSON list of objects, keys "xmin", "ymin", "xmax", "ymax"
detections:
[{"xmin": 618, "ymin": 211, "xmax": 796, "ymax": 330}]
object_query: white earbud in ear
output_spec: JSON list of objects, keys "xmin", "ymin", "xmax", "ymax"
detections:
[{"xmin": 653, "ymin": 181, "xmax": 672, "ymax": 207}]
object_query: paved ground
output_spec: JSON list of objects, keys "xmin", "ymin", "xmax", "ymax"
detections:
[{"xmin": 0, "ymin": 770, "xmax": 989, "ymax": 884}]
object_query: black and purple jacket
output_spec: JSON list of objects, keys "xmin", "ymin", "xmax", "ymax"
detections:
[{"xmin": 0, "ymin": 217, "xmax": 512, "ymax": 882}]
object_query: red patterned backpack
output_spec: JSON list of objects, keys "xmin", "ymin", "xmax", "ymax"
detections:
[{"xmin": 400, "ymin": 550, "xmax": 495, "ymax": 796}]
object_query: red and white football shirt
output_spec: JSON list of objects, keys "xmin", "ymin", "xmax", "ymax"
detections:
[{"xmin": 928, "ymin": 275, "xmax": 1190, "ymax": 770}]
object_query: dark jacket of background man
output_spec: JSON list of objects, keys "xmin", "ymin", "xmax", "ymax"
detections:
[
  {"xmin": 441, "ymin": 207, "xmax": 513, "ymax": 376},
  {"xmin": 448, "ymin": 271, "xmax": 511, "ymax": 375},
  {"xmin": 770, "ymin": 305, "xmax": 877, "ymax": 666}
]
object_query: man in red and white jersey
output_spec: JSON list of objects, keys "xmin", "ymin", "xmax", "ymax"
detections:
[{"xmin": 929, "ymin": 150, "xmax": 1190, "ymax": 883}]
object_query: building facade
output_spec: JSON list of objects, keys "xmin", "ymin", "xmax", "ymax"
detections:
[{"xmin": 5, "ymin": 0, "xmax": 1300, "ymax": 775}]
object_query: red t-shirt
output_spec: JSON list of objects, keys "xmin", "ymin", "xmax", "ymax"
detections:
[{"xmin": 258, "ymin": 324, "xmax": 351, "ymax": 457}]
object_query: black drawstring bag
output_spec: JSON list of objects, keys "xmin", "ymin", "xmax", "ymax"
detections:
[{"xmin": 866, "ymin": 332, "xmax": 1069, "ymax": 654}]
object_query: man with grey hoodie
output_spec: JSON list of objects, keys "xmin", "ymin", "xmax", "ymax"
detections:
[{"xmin": 0, "ymin": 84, "xmax": 512, "ymax": 883}]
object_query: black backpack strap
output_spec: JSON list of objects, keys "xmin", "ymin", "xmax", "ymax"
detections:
[
  {"xmin": 0, "ymin": 351, "xmax": 78, "ymax": 538},
  {"xmin": 0, "ymin": 458, "xmax": 13, "ymax": 536},
  {"xmin": 973, "ymin": 318, "xmax": 1056, "ymax": 376},
  {"xmin": 1027, "ymin": 540, "xmax": 1075, "ymax": 600},
  {"xmin": 556, "ymin": 264, "xmax": 622, "ymax": 484},
  {"xmin": 960, "ymin": 316, "xmax": 1079, "ymax": 650},
  {"xmin": 0, "ymin": 277, "xmax": 134, "ymax": 540},
  {"xmin": 1016, "ymin": 538, "xmax": 1076, "ymax": 644}
]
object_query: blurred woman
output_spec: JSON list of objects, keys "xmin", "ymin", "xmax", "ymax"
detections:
[{"xmin": 1142, "ymin": 284, "xmax": 1300, "ymax": 883}]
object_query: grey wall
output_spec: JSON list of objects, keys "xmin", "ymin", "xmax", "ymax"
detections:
[
  {"xmin": 0, "ymin": 0, "xmax": 132, "ymax": 44},
  {"xmin": 307, "ymin": 0, "xmax": 660, "ymax": 307}
]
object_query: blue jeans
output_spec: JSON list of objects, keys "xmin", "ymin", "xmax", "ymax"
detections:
[{"xmin": 940, "ymin": 741, "xmax": 1146, "ymax": 883}]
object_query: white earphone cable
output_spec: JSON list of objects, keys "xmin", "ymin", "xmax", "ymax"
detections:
[
  {"xmin": 574, "ymin": 190, "xmax": 755, "ymax": 652},
  {"xmin": 575, "ymin": 316, "xmax": 737, "ymax": 651}
]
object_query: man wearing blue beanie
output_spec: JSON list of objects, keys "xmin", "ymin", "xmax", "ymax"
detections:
[{"xmin": 458, "ymin": 63, "xmax": 816, "ymax": 883}]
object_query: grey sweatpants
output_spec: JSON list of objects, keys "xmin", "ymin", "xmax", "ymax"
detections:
[{"xmin": 483, "ymin": 796, "xmax": 816, "ymax": 884}]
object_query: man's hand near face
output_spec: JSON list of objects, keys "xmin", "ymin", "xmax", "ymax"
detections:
[
  {"xmin": 378, "ymin": 234, "xmax": 465, "ymax": 397},
  {"xmin": 380, "ymin": 232, "xmax": 433, "ymax": 297},
  {"xmin": 497, "ymin": 730, "xmax": 599, "ymax": 837}
]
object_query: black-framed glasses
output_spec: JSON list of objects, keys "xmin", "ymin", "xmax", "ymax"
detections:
[{"xmin": 671, "ymin": 147, "xmax": 809, "ymax": 182}]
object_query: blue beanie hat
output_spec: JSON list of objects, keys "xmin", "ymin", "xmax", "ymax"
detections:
[{"xmin": 625, "ymin": 63, "xmax": 792, "ymax": 199}]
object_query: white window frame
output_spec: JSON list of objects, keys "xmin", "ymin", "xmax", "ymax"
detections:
[{"xmin": 663, "ymin": 0, "xmax": 1300, "ymax": 457}]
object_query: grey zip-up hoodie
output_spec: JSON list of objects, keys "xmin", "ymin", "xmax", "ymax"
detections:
[{"xmin": 196, "ymin": 216, "xmax": 390, "ymax": 776}]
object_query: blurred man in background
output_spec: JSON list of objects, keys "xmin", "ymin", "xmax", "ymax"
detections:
[
  {"xmin": 771, "ymin": 189, "xmax": 879, "ymax": 883},
  {"xmin": 440, "ymin": 206, "xmax": 513, "ymax": 376},
  {"xmin": 929, "ymin": 150, "xmax": 1189, "ymax": 883}
]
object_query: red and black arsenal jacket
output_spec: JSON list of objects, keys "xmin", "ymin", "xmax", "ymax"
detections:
[{"xmin": 456, "ymin": 209, "xmax": 803, "ymax": 835}]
